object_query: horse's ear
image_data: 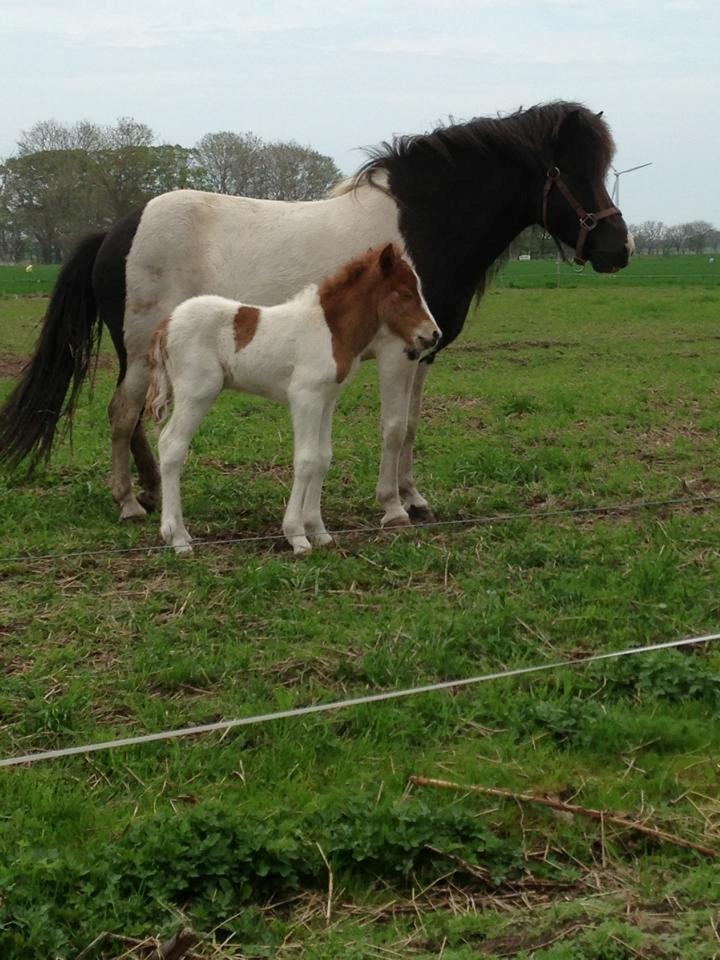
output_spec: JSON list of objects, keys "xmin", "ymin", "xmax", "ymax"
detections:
[
  {"xmin": 596, "ymin": 110, "xmax": 604, "ymax": 119},
  {"xmin": 554, "ymin": 109, "xmax": 582, "ymax": 155},
  {"xmin": 379, "ymin": 243, "xmax": 395, "ymax": 275}
]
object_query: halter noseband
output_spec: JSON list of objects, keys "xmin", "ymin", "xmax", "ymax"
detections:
[{"xmin": 542, "ymin": 166, "xmax": 620, "ymax": 266}]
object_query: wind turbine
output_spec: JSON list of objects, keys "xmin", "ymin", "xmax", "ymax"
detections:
[{"xmin": 611, "ymin": 162, "xmax": 652, "ymax": 207}]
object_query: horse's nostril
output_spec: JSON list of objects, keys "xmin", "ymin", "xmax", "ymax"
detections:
[{"xmin": 432, "ymin": 330, "xmax": 440, "ymax": 342}]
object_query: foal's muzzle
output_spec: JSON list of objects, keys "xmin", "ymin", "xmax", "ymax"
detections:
[{"xmin": 417, "ymin": 330, "xmax": 441, "ymax": 350}]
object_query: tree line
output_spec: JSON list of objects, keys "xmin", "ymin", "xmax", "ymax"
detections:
[
  {"xmin": 3, "ymin": 118, "xmax": 717, "ymax": 265},
  {"xmin": 511, "ymin": 219, "xmax": 719, "ymax": 260},
  {"xmin": 0, "ymin": 118, "xmax": 342, "ymax": 263}
]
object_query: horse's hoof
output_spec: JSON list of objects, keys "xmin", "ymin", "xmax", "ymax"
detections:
[
  {"xmin": 407, "ymin": 504, "xmax": 436, "ymax": 524},
  {"xmin": 119, "ymin": 500, "xmax": 147, "ymax": 521},
  {"xmin": 137, "ymin": 490, "xmax": 159, "ymax": 513},
  {"xmin": 174, "ymin": 543, "xmax": 193, "ymax": 556},
  {"xmin": 382, "ymin": 514, "xmax": 411, "ymax": 529},
  {"xmin": 293, "ymin": 542, "xmax": 313, "ymax": 556}
]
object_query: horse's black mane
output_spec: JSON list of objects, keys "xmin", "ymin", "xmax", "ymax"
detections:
[
  {"xmin": 329, "ymin": 100, "xmax": 621, "ymax": 358},
  {"xmin": 352, "ymin": 101, "xmax": 615, "ymax": 188}
]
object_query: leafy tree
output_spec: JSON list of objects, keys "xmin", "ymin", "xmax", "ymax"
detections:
[
  {"xmin": 194, "ymin": 132, "xmax": 341, "ymax": 200},
  {"xmin": 1, "ymin": 119, "xmax": 203, "ymax": 259},
  {"xmin": 194, "ymin": 131, "xmax": 264, "ymax": 195},
  {"xmin": 1, "ymin": 149, "xmax": 98, "ymax": 261},
  {"xmin": 679, "ymin": 220, "xmax": 714, "ymax": 254},
  {"xmin": 257, "ymin": 140, "xmax": 341, "ymax": 200}
]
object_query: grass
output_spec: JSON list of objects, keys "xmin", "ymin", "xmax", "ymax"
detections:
[{"xmin": 2, "ymin": 281, "xmax": 720, "ymax": 957}]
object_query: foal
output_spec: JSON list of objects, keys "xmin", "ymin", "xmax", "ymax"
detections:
[{"xmin": 146, "ymin": 244, "xmax": 440, "ymax": 554}]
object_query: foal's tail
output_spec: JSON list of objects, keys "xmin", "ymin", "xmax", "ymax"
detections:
[
  {"xmin": 0, "ymin": 232, "xmax": 107, "ymax": 473},
  {"xmin": 146, "ymin": 319, "xmax": 172, "ymax": 423}
]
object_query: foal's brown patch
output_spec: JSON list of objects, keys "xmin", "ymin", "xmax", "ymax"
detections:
[
  {"xmin": 319, "ymin": 251, "xmax": 386, "ymax": 383},
  {"xmin": 234, "ymin": 306, "xmax": 260, "ymax": 351}
]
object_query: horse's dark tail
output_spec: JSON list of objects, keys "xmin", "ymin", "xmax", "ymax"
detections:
[{"xmin": 0, "ymin": 231, "xmax": 107, "ymax": 473}]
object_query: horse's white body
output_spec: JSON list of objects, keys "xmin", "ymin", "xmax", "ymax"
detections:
[
  {"xmin": 148, "ymin": 250, "xmax": 439, "ymax": 554},
  {"xmin": 114, "ymin": 183, "xmax": 431, "ymax": 528}
]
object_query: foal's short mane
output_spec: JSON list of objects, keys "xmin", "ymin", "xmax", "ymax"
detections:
[
  {"xmin": 336, "ymin": 101, "xmax": 615, "ymax": 195},
  {"xmin": 318, "ymin": 246, "xmax": 384, "ymax": 300}
]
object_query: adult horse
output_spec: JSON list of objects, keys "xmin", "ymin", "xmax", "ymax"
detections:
[{"xmin": 0, "ymin": 102, "xmax": 631, "ymax": 525}]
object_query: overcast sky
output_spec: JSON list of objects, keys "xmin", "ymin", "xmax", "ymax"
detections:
[{"xmin": 2, "ymin": 0, "xmax": 718, "ymax": 226}]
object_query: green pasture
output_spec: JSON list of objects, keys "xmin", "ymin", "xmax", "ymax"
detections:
[{"xmin": 1, "ymin": 282, "xmax": 720, "ymax": 958}]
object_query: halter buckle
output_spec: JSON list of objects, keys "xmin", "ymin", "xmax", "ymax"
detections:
[
  {"xmin": 547, "ymin": 166, "xmax": 561, "ymax": 180},
  {"xmin": 580, "ymin": 213, "xmax": 597, "ymax": 230}
]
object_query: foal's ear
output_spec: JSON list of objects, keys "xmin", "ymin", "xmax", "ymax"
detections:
[{"xmin": 379, "ymin": 243, "xmax": 396, "ymax": 275}]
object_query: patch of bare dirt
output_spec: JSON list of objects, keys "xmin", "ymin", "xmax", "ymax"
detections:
[
  {"xmin": 0, "ymin": 353, "xmax": 115, "ymax": 379},
  {"xmin": 452, "ymin": 339, "xmax": 579, "ymax": 353},
  {"xmin": 636, "ymin": 424, "xmax": 711, "ymax": 463},
  {"xmin": 197, "ymin": 457, "xmax": 292, "ymax": 484}
]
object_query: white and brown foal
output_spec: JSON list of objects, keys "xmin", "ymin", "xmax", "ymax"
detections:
[{"xmin": 146, "ymin": 244, "xmax": 440, "ymax": 555}]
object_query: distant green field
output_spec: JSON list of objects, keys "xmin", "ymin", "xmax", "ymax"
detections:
[
  {"xmin": 0, "ymin": 264, "xmax": 61, "ymax": 297},
  {"xmin": 1, "ymin": 254, "xmax": 718, "ymax": 297},
  {"xmin": 497, "ymin": 253, "xmax": 720, "ymax": 288}
]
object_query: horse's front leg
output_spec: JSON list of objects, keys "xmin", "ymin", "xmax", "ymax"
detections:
[
  {"xmin": 376, "ymin": 348, "xmax": 417, "ymax": 528},
  {"xmin": 398, "ymin": 360, "xmax": 434, "ymax": 523}
]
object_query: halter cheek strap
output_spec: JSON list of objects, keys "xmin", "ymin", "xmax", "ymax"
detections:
[{"xmin": 542, "ymin": 166, "xmax": 620, "ymax": 266}]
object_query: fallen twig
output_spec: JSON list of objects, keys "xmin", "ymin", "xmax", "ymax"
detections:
[{"xmin": 410, "ymin": 776, "xmax": 719, "ymax": 859}]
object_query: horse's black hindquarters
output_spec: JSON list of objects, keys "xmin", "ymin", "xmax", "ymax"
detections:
[{"xmin": 92, "ymin": 204, "xmax": 146, "ymax": 385}]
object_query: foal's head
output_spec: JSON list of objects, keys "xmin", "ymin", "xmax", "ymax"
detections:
[{"xmin": 372, "ymin": 244, "xmax": 441, "ymax": 358}]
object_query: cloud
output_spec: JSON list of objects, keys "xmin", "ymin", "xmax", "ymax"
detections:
[{"xmin": 2, "ymin": 1, "xmax": 347, "ymax": 49}]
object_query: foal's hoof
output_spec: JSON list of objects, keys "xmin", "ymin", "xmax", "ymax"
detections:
[
  {"xmin": 382, "ymin": 514, "xmax": 411, "ymax": 529},
  {"xmin": 293, "ymin": 542, "xmax": 313, "ymax": 556},
  {"xmin": 407, "ymin": 504, "xmax": 436, "ymax": 524},
  {"xmin": 312, "ymin": 533, "xmax": 335, "ymax": 548},
  {"xmin": 174, "ymin": 543, "xmax": 194, "ymax": 556}
]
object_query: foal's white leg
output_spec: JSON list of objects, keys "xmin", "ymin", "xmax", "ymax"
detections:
[
  {"xmin": 398, "ymin": 361, "xmax": 434, "ymax": 522},
  {"xmin": 283, "ymin": 391, "xmax": 325, "ymax": 555},
  {"xmin": 301, "ymin": 397, "xmax": 337, "ymax": 547},
  {"xmin": 158, "ymin": 373, "xmax": 223, "ymax": 554},
  {"xmin": 376, "ymin": 349, "xmax": 417, "ymax": 528}
]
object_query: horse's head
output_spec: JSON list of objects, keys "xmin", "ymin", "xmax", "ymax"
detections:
[
  {"xmin": 374, "ymin": 244, "xmax": 441, "ymax": 358},
  {"xmin": 541, "ymin": 109, "xmax": 631, "ymax": 273}
]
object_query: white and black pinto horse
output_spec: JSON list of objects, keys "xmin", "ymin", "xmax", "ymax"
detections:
[{"xmin": 0, "ymin": 102, "xmax": 632, "ymax": 526}]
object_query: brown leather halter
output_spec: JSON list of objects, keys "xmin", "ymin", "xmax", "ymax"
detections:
[{"xmin": 542, "ymin": 166, "xmax": 620, "ymax": 266}]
